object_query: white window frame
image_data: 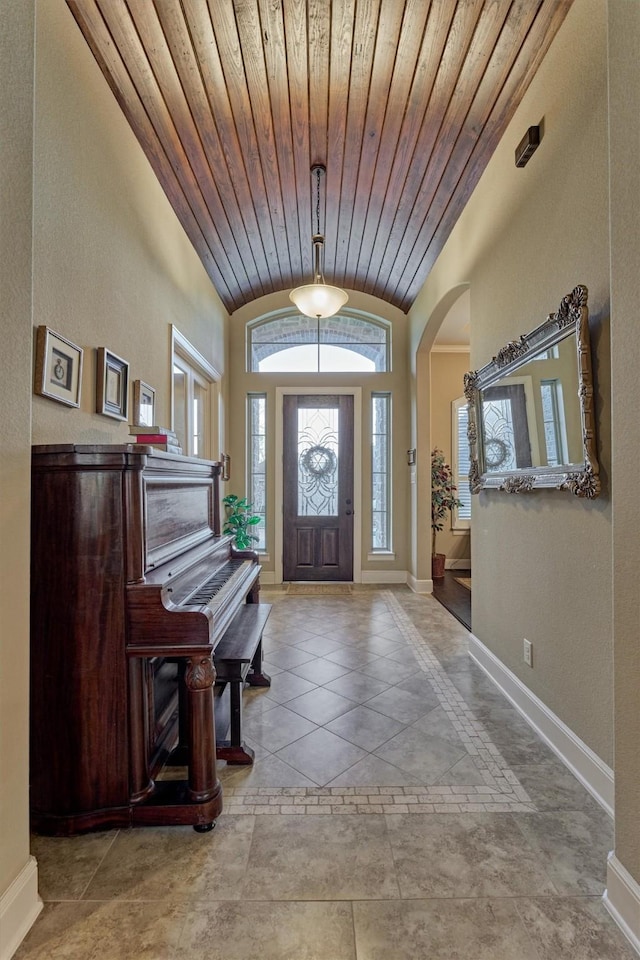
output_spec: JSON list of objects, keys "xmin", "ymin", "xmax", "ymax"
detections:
[
  {"xmin": 451, "ymin": 396, "xmax": 471, "ymax": 531},
  {"xmin": 171, "ymin": 326, "xmax": 221, "ymax": 460}
]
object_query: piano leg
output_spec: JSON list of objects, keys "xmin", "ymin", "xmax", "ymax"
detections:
[{"xmin": 184, "ymin": 655, "xmax": 219, "ymax": 808}]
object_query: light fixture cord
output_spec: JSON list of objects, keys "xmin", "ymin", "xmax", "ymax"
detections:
[
  {"xmin": 312, "ymin": 165, "xmax": 325, "ymax": 283},
  {"xmin": 315, "ymin": 165, "xmax": 321, "ymax": 236}
]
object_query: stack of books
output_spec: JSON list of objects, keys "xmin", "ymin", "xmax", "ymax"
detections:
[{"xmin": 129, "ymin": 426, "xmax": 182, "ymax": 455}]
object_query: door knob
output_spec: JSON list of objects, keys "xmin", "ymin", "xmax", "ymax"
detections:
[{"xmin": 345, "ymin": 510, "xmax": 353, "ymax": 516}]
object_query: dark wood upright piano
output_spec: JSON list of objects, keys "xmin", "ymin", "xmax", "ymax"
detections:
[{"xmin": 30, "ymin": 444, "xmax": 261, "ymax": 834}]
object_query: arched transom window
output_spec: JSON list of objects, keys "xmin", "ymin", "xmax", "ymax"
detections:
[{"xmin": 248, "ymin": 310, "xmax": 390, "ymax": 373}]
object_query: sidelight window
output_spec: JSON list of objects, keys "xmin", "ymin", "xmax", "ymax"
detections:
[
  {"xmin": 247, "ymin": 394, "xmax": 267, "ymax": 551},
  {"xmin": 540, "ymin": 379, "xmax": 568, "ymax": 467},
  {"xmin": 371, "ymin": 392, "xmax": 391, "ymax": 551}
]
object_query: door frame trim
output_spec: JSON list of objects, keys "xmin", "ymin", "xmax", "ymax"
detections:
[{"xmin": 275, "ymin": 387, "xmax": 362, "ymax": 584}]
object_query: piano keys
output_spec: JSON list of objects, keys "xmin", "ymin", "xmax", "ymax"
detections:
[{"xmin": 30, "ymin": 444, "xmax": 260, "ymax": 834}]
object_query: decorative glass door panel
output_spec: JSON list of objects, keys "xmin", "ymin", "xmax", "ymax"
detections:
[
  {"xmin": 297, "ymin": 406, "xmax": 339, "ymax": 516},
  {"xmin": 283, "ymin": 395, "xmax": 353, "ymax": 581}
]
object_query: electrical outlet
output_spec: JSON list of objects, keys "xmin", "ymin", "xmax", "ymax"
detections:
[{"xmin": 523, "ymin": 638, "xmax": 533, "ymax": 667}]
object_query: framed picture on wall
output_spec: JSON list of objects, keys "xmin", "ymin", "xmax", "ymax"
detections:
[
  {"xmin": 97, "ymin": 347, "xmax": 129, "ymax": 420},
  {"xmin": 34, "ymin": 326, "xmax": 84, "ymax": 408},
  {"xmin": 132, "ymin": 380, "xmax": 155, "ymax": 427}
]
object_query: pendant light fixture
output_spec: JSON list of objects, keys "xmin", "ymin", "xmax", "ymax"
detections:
[{"xmin": 289, "ymin": 164, "xmax": 348, "ymax": 319}]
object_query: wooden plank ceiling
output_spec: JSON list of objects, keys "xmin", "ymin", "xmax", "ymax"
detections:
[{"xmin": 67, "ymin": 0, "xmax": 572, "ymax": 315}]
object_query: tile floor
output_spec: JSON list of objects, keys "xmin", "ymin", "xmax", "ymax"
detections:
[{"xmin": 17, "ymin": 587, "xmax": 634, "ymax": 959}]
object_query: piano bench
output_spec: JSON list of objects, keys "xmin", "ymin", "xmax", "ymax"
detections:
[{"xmin": 214, "ymin": 603, "xmax": 272, "ymax": 765}]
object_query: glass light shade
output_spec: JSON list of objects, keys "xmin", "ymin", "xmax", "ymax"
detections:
[{"xmin": 289, "ymin": 282, "xmax": 349, "ymax": 319}]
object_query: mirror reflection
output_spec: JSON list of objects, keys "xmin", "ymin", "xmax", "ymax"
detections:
[{"xmin": 479, "ymin": 332, "xmax": 582, "ymax": 474}]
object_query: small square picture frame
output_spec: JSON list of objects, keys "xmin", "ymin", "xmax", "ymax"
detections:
[
  {"xmin": 34, "ymin": 326, "xmax": 84, "ymax": 408},
  {"xmin": 132, "ymin": 379, "xmax": 156, "ymax": 428},
  {"xmin": 97, "ymin": 347, "xmax": 129, "ymax": 421}
]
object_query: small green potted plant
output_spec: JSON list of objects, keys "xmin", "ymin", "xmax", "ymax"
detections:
[
  {"xmin": 222, "ymin": 494, "xmax": 262, "ymax": 550},
  {"xmin": 431, "ymin": 448, "xmax": 463, "ymax": 580}
]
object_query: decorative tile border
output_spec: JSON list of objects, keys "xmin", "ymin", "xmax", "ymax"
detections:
[
  {"xmin": 220, "ymin": 589, "xmax": 535, "ymax": 815},
  {"xmin": 222, "ymin": 784, "xmax": 536, "ymax": 816},
  {"xmin": 381, "ymin": 590, "xmax": 528, "ymax": 797}
]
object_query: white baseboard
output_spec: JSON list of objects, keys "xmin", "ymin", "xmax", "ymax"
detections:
[
  {"xmin": 468, "ymin": 633, "xmax": 614, "ymax": 817},
  {"xmin": 604, "ymin": 853, "xmax": 640, "ymax": 956},
  {"xmin": 407, "ymin": 573, "xmax": 433, "ymax": 594},
  {"xmin": 0, "ymin": 856, "xmax": 42, "ymax": 960},
  {"xmin": 260, "ymin": 571, "xmax": 277, "ymax": 585},
  {"xmin": 360, "ymin": 569, "xmax": 408, "ymax": 585},
  {"xmin": 445, "ymin": 559, "xmax": 471, "ymax": 570}
]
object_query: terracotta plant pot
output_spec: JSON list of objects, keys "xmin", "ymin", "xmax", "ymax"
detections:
[{"xmin": 432, "ymin": 553, "xmax": 446, "ymax": 579}]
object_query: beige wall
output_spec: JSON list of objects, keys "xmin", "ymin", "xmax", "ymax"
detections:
[
  {"xmin": 609, "ymin": 0, "xmax": 640, "ymax": 884},
  {"xmin": 229, "ymin": 291, "xmax": 411, "ymax": 578},
  {"xmin": 32, "ymin": 0, "xmax": 227, "ymax": 448},
  {"xmin": 0, "ymin": 0, "xmax": 36, "ymax": 921},
  {"xmin": 409, "ymin": 0, "xmax": 612, "ymax": 764},
  {"xmin": 430, "ymin": 351, "xmax": 470, "ymax": 564},
  {"xmin": 0, "ymin": 0, "xmax": 228, "ymax": 946}
]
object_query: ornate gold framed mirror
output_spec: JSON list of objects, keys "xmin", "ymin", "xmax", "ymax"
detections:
[{"xmin": 464, "ymin": 285, "xmax": 600, "ymax": 497}]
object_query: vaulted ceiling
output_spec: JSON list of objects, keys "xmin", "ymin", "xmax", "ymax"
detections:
[{"xmin": 67, "ymin": 0, "xmax": 572, "ymax": 315}]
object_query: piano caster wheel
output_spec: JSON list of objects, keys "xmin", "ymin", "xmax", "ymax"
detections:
[{"xmin": 193, "ymin": 820, "xmax": 216, "ymax": 833}]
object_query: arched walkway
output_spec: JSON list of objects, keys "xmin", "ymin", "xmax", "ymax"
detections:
[{"xmin": 412, "ymin": 284, "xmax": 470, "ymax": 589}]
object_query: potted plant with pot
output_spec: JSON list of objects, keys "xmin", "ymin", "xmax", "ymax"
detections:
[
  {"xmin": 431, "ymin": 448, "xmax": 463, "ymax": 580},
  {"xmin": 222, "ymin": 494, "xmax": 262, "ymax": 550}
]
